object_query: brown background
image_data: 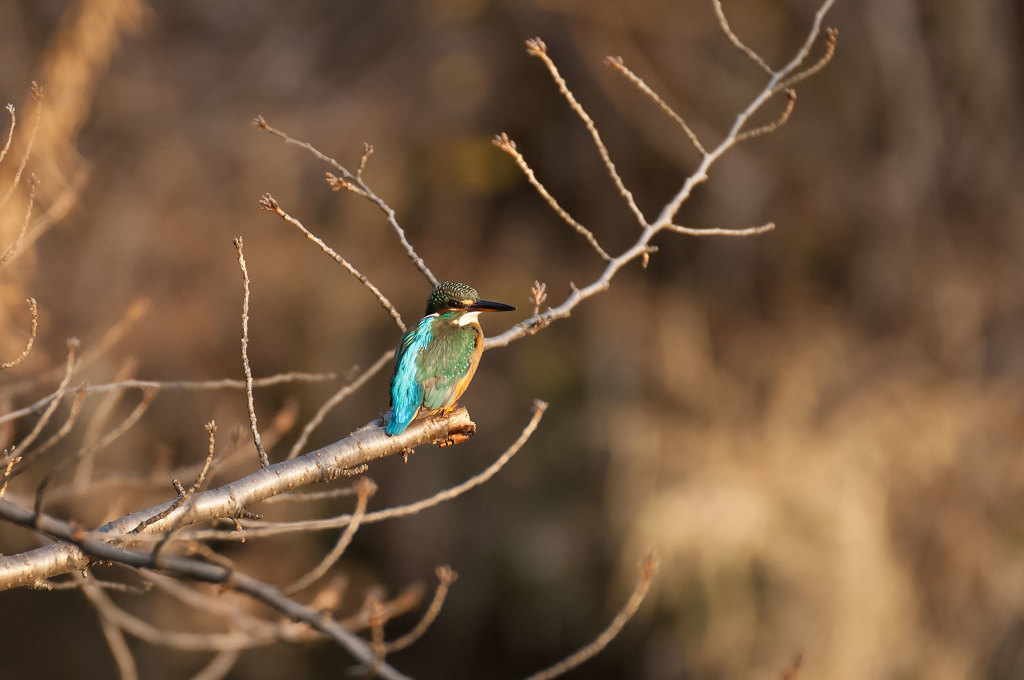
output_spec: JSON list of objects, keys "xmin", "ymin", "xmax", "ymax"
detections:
[{"xmin": 1, "ymin": 0, "xmax": 1023, "ymax": 678}]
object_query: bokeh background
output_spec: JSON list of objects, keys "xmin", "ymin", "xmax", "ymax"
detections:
[{"xmin": 2, "ymin": 0, "xmax": 1024, "ymax": 678}]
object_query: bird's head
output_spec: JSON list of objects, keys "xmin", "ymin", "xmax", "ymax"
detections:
[{"xmin": 425, "ymin": 281, "xmax": 516, "ymax": 318}]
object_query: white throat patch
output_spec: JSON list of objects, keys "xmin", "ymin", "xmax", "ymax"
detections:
[{"xmin": 457, "ymin": 311, "xmax": 481, "ymax": 327}]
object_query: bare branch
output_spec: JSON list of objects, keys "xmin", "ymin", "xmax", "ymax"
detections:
[
  {"xmin": 604, "ymin": 56, "xmax": 707, "ymax": 157},
  {"xmin": 711, "ymin": 0, "xmax": 774, "ymax": 75},
  {"xmin": 1, "ymin": 298, "xmax": 38, "ymax": 369},
  {"xmin": 524, "ymin": 551, "xmax": 659, "ymax": 680},
  {"xmin": 253, "ymin": 115, "xmax": 437, "ymax": 286},
  {"xmin": 493, "ymin": 133, "xmax": 611, "ymax": 261},
  {"xmin": 233, "ymin": 237, "xmax": 269, "ymax": 468},
  {"xmin": 0, "ymin": 503, "xmax": 411, "ymax": 680},
  {"xmin": 284, "ymin": 477, "xmax": 376, "ymax": 594},
  {"xmin": 0, "ymin": 407, "xmax": 476, "ymax": 588},
  {"xmin": 525, "ymin": 38, "xmax": 647, "ymax": 227},
  {"xmin": 488, "ymin": 7, "xmax": 837, "ymax": 352},
  {"xmin": 258, "ymin": 194, "xmax": 406, "ymax": 332}
]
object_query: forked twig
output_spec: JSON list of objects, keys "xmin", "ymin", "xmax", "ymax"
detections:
[
  {"xmin": 4, "ymin": 339, "xmax": 78, "ymax": 463},
  {"xmin": 777, "ymin": 27, "xmax": 838, "ymax": 93},
  {"xmin": 525, "ymin": 38, "xmax": 647, "ymax": 227},
  {"xmin": 487, "ymin": 3, "xmax": 837, "ymax": 351},
  {"xmin": 1, "ymin": 298, "xmax": 38, "ymax": 369},
  {"xmin": 524, "ymin": 552, "xmax": 659, "ymax": 680},
  {"xmin": 735, "ymin": 89, "xmax": 797, "ymax": 142},
  {"xmin": 604, "ymin": 56, "xmax": 707, "ymax": 157},
  {"xmin": 259, "ymin": 194, "xmax": 406, "ymax": 332},
  {"xmin": 0, "ymin": 82, "xmax": 42, "ymax": 212},
  {"xmin": 253, "ymin": 115, "xmax": 437, "ymax": 286},
  {"xmin": 233, "ymin": 238, "xmax": 269, "ymax": 468},
  {"xmin": 131, "ymin": 421, "xmax": 218, "ymax": 534},
  {"xmin": 712, "ymin": 0, "xmax": 774, "ymax": 75},
  {"xmin": 493, "ymin": 133, "xmax": 611, "ymax": 261}
]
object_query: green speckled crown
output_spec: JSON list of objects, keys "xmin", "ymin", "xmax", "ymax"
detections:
[{"xmin": 425, "ymin": 281, "xmax": 478, "ymax": 315}]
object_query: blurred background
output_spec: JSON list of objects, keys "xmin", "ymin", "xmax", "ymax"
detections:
[{"xmin": 2, "ymin": 0, "xmax": 1024, "ymax": 678}]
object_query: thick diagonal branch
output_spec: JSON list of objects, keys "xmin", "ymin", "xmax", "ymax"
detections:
[{"xmin": 0, "ymin": 408, "xmax": 474, "ymax": 590}]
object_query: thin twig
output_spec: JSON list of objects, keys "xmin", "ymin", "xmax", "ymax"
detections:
[
  {"xmin": 6, "ymin": 386, "xmax": 87, "ymax": 480},
  {"xmin": 97, "ymin": 609, "xmax": 140, "ymax": 680},
  {"xmin": 191, "ymin": 649, "xmax": 241, "ymax": 680},
  {"xmin": 71, "ymin": 358, "xmax": 139, "ymax": 490},
  {"xmin": 604, "ymin": 56, "xmax": 707, "ymax": 157},
  {"xmin": 357, "ymin": 143, "xmax": 374, "ymax": 180},
  {"xmin": 525, "ymin": 39, "xmax": 647, "ymax": 227},
  {"xmin": 33, "ymin": 576, "xmax": 151, "ymax": 594},
  {"xmin": 0, "ymin": 103, "xmax": 15, "ymax": 166},
  {"xmin": 777, "ymin": 27, "xmax": 838, "ymax": 93},
  {"xmin": 131, "ymin": 421, "xmax": 218, "ymax": 534},
  {"xmin": 667, "ymin": 221, "xmax": 775, "ymax": 237},
  {"xmin": 0, "ymin": 177, "xmax": 37, "ymax": 267},
  {"xmin": 382, "ymin": 565, "xmax": 457, "ymax": 654},
  {"xmin": 735, "ymin": 89, "xmax": 797, "ymax": 142},
  {"xmin": 712, "ymin": 0, "xmax": 775, "ymax": 75},
  {"xmin": 284, "ymin": 477, "xmax": 375, "ymax": 594},
  {"xmin": 234, "ymin": 237, "xmax": 269, "ymax": 468},
  {"xmin": 0, "ymin": 371, "xmax": 336, "ymax": 427},
  {"xmin": 259, "ymin": 194, "xmax": 406, "ymax": 333},
  {"xmin": 286, "ymin": 350, "xmax": 393, "ymax": 460},
  {"xmin": 1, "ymin": 298, "xmax": 38, "ymax": 369},
  {"xmin": 524, "ymin": 551, "xmax": 659, "ymax": 680},
  {"xmin": 0, "ymin": 82, "xmax": 42, "ymax": 212},
  {"xmin": 493, "ymin": 134, "xmax": 611, "ymax": 261},
  {"xmin": 6, "ymin": 339, "xmax": 78, "ymax": 460},
  {"xmin": 253, "ymin": 115, "xmax": 437, "ymax": 286}
]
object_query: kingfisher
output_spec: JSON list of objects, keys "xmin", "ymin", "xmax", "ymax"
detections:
[{"xmin": 385, "ymin": 281, "xmax": 516, "ymax": 436}]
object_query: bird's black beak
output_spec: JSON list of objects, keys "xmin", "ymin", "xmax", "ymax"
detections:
[{"xmin": 469, "ymin": 299, "xmax": 516, "ymax": 313}]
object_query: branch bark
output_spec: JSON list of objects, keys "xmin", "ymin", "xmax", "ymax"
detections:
[{"xmin": 0, "ymin": 408, "xmax": 474, "ymax": 590}]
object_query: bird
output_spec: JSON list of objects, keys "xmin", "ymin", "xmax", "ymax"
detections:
[{"xmin": 385, "ymin": 281, "xmax": 515, "ymax": 436}]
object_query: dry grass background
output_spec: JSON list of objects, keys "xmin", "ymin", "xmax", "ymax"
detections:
[{"xmin": 2, "ymin": 0, "xmax": 1024, "ymax": 678}]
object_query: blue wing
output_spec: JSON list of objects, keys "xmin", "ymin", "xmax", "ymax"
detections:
[{"xmin": 386, "ymin": 317, "xmax": 433, "ymax": 435}]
